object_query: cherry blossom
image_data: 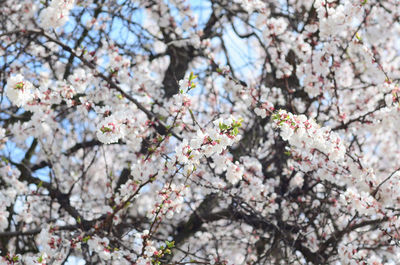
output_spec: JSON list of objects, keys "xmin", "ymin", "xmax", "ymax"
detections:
[
  {"xmin": 1, "ymin": 0, "xmax": 400, "ymax": 264},
  {"xmin": 5, "ymin": 74, "xmax": 34, "ymax": 107}
]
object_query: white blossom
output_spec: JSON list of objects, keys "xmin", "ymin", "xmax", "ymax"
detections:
[{"xmin": 6, "ymin": 74, "xmax": 34, "ymax": 107}]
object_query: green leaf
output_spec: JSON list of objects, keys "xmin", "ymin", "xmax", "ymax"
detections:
[
  {"xmin": 100, "ymin": 126, "xmax": 113, "ymax": 133},
  {"xmin": 165, "ymin": 240, "xmax": 175, "ymax": 248},
  {"xmin": 219, "ymin": 123, "xmax": 228, "ymax": 131},
  {"xmin": 272, "ymin": 113, "xmax": 280, "ymax": 121},
  {"xmin": 232, "ymin": 127, "xmax": 239, "ymax": 136},
  {"xmin": 15, "ymin": 82, "xmax": 24, "ymax": 90}
]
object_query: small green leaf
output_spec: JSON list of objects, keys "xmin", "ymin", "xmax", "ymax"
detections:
[
  {"xmin": 189, "ymin": 72, "xmax": 198, "ymax": 81},
  {"xmin": 165, "ymin": 240, "xmax": 175, "ymax": 248},
  {"xmin": 15, "ymin": 82, "xmax": 24, "ymax": 90},
  {"xmin": 272, "ymin": 113, "xmax": 280, "ymax": 120},
  {"xmin": 232, "ymin": 127, "xmax": 239, "ymax": 136},
  {"xmin": 100, "ymin": 126, "xmax": 113, "ymax": 133}
]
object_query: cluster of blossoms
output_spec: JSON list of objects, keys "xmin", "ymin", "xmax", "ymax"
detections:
[
  {"xmin": 315, "ymin": 0, "xmax": 364, "ymax": 39},
  {"xmin": 0, "ymin": 163, "xmax": 28, "ymax": 233},
  {"xmin": 273, "ymin": 110, "xmax": 345, "ymax": 163},
  {"xmin": 39, "ymin": 0, "xmax": 75, "ymax": 29},
  {"xmin": 273, "ymin": 110, "xmax": 386, "ymax": 213},
  {"xmin": 87, "ymin": 236, "xmax": 112, "ymax": 261},
  {"xmin": 225, "ymin": 160, "xmax": 244, "ymax": 185},
  {"xmin": 96, "ymin": 110, "xmax": 145, "ymax": 145},
  {"xmin": 250, "ymin": 86, "xmax": 280, "ymax": 118},
  {"xmin": 68, "ymin": 68, "xmax": 92, "ymax": 94},
  {"xmin": 149, "ymin": 183, "xmax": 187, "ymax": 220},
  {"xmin": 174, "ymin": 116, "xmax": 243, "ymax": 181},
  {"xmin": 235, "ymin": 0, "xmax": 266, "ymax": 13}
]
